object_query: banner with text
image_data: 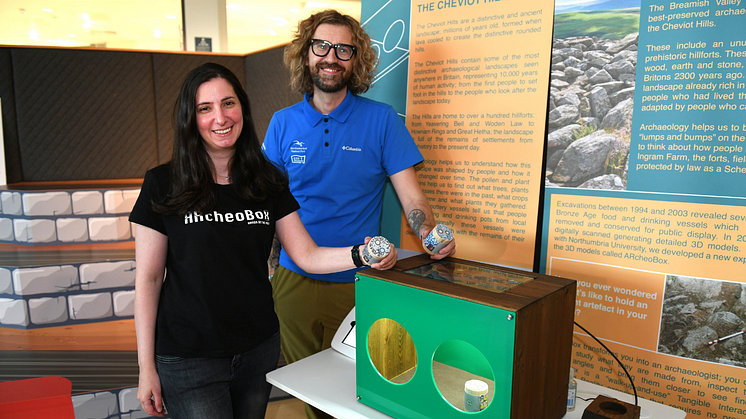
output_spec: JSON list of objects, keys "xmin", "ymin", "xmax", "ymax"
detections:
[
  {"xmin": 403, "ymin": 0, "xmax": 555, "ymax": 268},
  {"xmin": 363, "ymin": 0, "xmax": 746, "ymax": 416},
  {"xmin": 542, "ymin": 1, "xmax": 746, "ymax": 418}
]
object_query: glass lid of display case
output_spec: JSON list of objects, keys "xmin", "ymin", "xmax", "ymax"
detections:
[{"xmin": 403, "ymin": 261, "xmax": 535, "ymax": 294}]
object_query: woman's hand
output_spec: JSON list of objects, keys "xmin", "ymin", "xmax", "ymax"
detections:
[{"xmin": 137, "ymin": 367, "xmax": 166, "ymax": 417}]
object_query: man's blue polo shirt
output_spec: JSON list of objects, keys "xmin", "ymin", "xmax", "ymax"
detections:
[{"xmin": 263, "ymin": 91, "xmax": 423, "ymax": 283}]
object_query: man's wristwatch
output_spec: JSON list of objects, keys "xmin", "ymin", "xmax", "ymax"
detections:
[{"xmin": 351, "ymin": 244, "xmax": 365, "ymax": 268}]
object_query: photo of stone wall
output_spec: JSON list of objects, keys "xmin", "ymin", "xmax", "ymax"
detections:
[
  {"xmin": 658, "ymin": 275, "xmax": 746, "ymax": 367},
  {"xmin": 545, "ymin": 5, "xmax": 640, "ymax": 190}
]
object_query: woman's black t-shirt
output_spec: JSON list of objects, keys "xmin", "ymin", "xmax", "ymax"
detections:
[{"xmin": 129, "ymin": 164, "xmax": 299, "ymax": 357}]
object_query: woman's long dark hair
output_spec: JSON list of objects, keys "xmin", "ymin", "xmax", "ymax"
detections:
[{"xmin": 154, "ymin": 62, "xmax": 288, "ymax": 216}]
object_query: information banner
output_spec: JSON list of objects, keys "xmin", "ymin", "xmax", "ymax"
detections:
[
  {"xmin": 542, "ymin": 1, "xmax": 746, "ymax": 417},
  {"xmin": 361, "ymin": 0, "xmax": 412, "ymax": 117},
  {"xmin": 363, "ymin": 1, "xmax": 746, "ymax": 415},
  {"xmin": 628, "ymin": 1, "xmax": 746, "ymax": 196},
  {"xmin": 404, "ymin": 0, "xmax": 555, "ymax": 268}
]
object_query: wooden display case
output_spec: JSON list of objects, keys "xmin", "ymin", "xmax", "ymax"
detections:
[{"xmin": 355, "ymin": 254, "xmax": 576, "ymax": 419}]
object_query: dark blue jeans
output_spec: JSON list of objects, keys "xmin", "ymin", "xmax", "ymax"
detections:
[{"xmin": 155, "ymin": 332, "xmax": 280, "ymax": 419}]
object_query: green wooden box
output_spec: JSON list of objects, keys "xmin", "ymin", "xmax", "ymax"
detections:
[{"xmin": 355, "ymin": 255, "xmax": 576, "ymax": 419}]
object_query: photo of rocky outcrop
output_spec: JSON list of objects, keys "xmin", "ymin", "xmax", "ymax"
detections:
[
  {"xmin": 545, "ymin": 6, "xmax": 640, "ymax": 190},
  {"xmin": 658, "ymin": 275, "xmax": 746, "ymax": 367}
]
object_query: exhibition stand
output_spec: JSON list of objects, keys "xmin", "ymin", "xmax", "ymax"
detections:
[
  {"xmin": 266, "ymin": 252, "xmax": 687, "ymax": 418},
  {"xmin": 266, "ymin": 348, "xmax": 687, "ymax": 419},
  {"xmin": 354, "ymin": 255, "xmax": 575, "ymax": 418}
]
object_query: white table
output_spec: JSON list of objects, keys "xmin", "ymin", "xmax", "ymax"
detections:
[
  {"xmin": 267, "ymin": 348, "xmax": 686, "ymax": 419},
  {"xmin": 267, "ymin": 348, "xmax": 392, "ymax": 419},
  {"xmin": 565, "ymin": 379, "xmax": 686, "ymax": 419}
]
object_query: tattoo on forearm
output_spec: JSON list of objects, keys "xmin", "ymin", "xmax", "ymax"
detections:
[
  {"xmin": 269, "ymin": 235, "xmax": 281, "ymax": 269},
  {"xmin": 407, "ymin": 209, "xmax": 426, "ymax": 239}
]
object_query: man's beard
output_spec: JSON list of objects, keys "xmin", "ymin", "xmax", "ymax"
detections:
[{"xmin": 310, "ymin": 63, "xmax": 352, "ymax": 93}]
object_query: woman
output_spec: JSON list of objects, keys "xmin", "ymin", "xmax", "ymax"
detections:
[{"xmin": 129, "ymin": 62, "xmax": 396, "ymax": 419}]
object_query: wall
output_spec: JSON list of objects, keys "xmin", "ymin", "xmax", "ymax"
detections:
[{"xmin": 0, "ymin": 45, "xmax": 299, "ymax": 183}]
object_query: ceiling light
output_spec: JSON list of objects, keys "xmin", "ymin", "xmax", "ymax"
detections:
[
  {"xmin": 42, "ymin": 8, "xmax": 54, "ymax": 13},
  {"xmin": 166, "ymin": 15, "xmax": 177, "ymax": 20},
  {"xmin": 153, "ymin": 29, "xmax": 162, "ymax": 38}
]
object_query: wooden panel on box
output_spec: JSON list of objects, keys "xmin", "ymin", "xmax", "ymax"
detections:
[{"xmin": 368, "ymin": 318, "xmax": 417, "ymax": 383}]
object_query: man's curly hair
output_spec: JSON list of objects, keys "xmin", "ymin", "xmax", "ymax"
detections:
[{"xmin": 284, "ymin": 10, "xmax": 378, "ymax": 96}]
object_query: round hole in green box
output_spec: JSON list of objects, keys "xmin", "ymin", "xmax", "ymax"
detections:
[
  {"xmin": 433, "ymin": 340, "xmax": 495, "ymax": 412},
  {"xmin": 367, "ymin": 318, "xmax": 417, "ymax": 384}
]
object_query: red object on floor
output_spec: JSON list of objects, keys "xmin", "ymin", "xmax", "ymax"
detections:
[{"xmin": 0, "ymin": 376, "xmax": 75, "ymax": 418}]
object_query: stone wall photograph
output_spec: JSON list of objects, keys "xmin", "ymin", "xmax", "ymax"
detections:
[
  {"xmin": 658, "ymin": 275, "xmax": 746, "ymax": 367},
  {"xmin": 545, "ymin": 6, "xmax": 640, "ymax": 190}
]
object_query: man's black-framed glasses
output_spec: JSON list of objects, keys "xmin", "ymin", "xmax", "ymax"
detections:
[{"xmin": 309, "ymin": 39, "xmax": 356, "ymax": 61}]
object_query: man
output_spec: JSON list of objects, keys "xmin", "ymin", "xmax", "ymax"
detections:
[{"xmin": 262, "ymin": 10, "xmax": 456, "ymax": 419}]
